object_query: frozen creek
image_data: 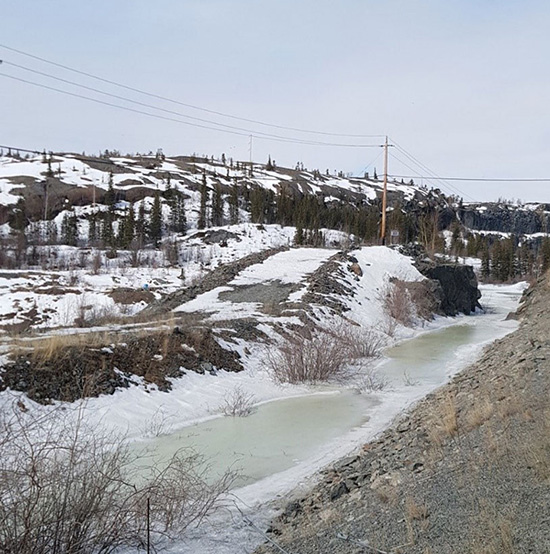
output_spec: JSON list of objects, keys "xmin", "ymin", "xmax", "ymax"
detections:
[{"xmin": 130, "ymin": 283, "xmax": 525, "ymax": 554}]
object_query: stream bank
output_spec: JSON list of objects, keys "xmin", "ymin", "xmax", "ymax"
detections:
[{"xmin": 254, "ymin": 278, "xmax": 550, "ymax": 554}]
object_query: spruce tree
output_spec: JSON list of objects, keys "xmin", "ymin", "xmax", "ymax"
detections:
[
  {"xmin": 169, "ymin": 192, "xmax": 187, "ymax": 234},
  {"xmin": 212, "ymin": 183, "xmax": 224, "ymax": 227},
  {"xmin": 135, "ymin": 202, "xmax": 147, "ymax": 249},
  {"xmin": 104, "ymin": 173, "xmax": 116, "ymax": 207},
  {"xmin": 119, "ymin": 204, "xmax": 135, "ymax": 249},
  {"xmin": 149, "ymin": 192, "xmax": 162, "ymax": 247},
  {"xmin": 101, "ymin": 210, "xmax": 114, "ymax": 248},
  {"xmin": 198, "ymin": 171, "xmax": 208, "ymax": 229},
  {"xmin": 61, "ymin": 210, "xmax": 78, "ymax": 246},
  {"xmin": 228, "ymin": 184, "xmax": 240, "ymax": 225},
  {"xmin": 88, "ymin": 213, "xmax": 97, "ymax": 246}
]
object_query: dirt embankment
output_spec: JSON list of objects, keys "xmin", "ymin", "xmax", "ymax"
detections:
[{"xmin": 256, "ymin": 277, "xmax": 550, "ymax": 554}]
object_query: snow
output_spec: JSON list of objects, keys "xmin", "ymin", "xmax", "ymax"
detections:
[{"xmin": 0, "ymin": 234, "xmax": 526, "ymax": 553}]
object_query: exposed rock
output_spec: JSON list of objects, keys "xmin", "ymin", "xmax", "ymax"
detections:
[
  {"xmin": 459, "ymin": 203, "xmax": 550, "ymax": 235},
  {"xmin": 417, "ymin": 262, "xmax": 482, "ymax": 315},
  {"xmin": 141, "ymin": 246, "xmax": 288, "ymax": 316}
]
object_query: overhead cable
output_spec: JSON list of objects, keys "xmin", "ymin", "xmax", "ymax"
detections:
[{"xmin": 0, "ymin": 43, "xmax": 384, "ymax": 139}]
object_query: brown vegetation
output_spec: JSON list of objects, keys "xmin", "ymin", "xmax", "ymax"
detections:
[{"xmin": 0, "ymin": 402, "xmax": 235, "ymax": 553}]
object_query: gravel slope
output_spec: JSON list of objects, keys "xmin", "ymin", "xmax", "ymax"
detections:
[{"xmin": 255, "ymin": 277, "xmax": 550, "ymax": 554}]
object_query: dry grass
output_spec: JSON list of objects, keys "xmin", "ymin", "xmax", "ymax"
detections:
[
  {"xmin": 427, "ymin": 393, "xmax": 459, "ymax": 446},
  {"xmin": 11, "ymin": 331, "xmax": 114, "ymax": 365},
  {"xmin": 468, "ymin": 501, "xmax": 515, "ymax": 554},
  {"xmin": 464, "ymin": 395, "xmax": 494, "ymax": 431}
]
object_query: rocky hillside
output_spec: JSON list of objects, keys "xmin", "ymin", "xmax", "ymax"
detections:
[
  {"xmin": 255, "ymin": 276, "xmax": 550, "ymax": 554},
  {"xmin": 0, "ymin": 151, "xmax": 443, "ymax": 226},
  {"xmin": 459, "ymin": 202, "xmax": 550, "ymax": 237}
]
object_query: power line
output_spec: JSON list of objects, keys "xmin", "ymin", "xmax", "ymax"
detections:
[
  {"xmin": 389, "ymin": 138, "xmax": 477, "ymax": 201},
  {"xmin": 0, "ymin": 144, "xmax": 44, "ymax": 155},
  {"xmin": 1, "ymin": 59, "xmax": 381, "ymax": 146},
  {"xmin": 0, "ymin": 72, "xmax": 382, "ymax": 148},
  {"xmin": 388, "ymin": 174, "xmax": 550, "ymax": 183},
  {"xmin": 0, "ymin": 43, "xmax": 385, "ymax": 139},
  {"xmin": 359, "ymin": 150, "xmax": 383, "ymax": 176}
]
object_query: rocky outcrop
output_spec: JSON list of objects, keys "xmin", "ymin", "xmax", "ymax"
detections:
[
  {"xmin": 417, "ymin": 262, "xmax": 482, "ymax": 315},
  {"xmin": 459, "ymin": 203, "xmax": 550, "ymax": 235}
]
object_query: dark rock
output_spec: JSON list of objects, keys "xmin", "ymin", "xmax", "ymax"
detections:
[
  {"xmin": 417, "ymin": 262, "xmax": 482, "ymax": 315},
  {"xmin": 329, "ymin": 481, "xmax": 349, "ymax": 501}
]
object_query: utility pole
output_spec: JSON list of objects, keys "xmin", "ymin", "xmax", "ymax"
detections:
[
  {"xmin": 380, "ymin": 135, "xmax": 389, "ymax": 245},
  {"xmin": 248, "ymin": 135, "xmax": 253, "ymax": 177}
]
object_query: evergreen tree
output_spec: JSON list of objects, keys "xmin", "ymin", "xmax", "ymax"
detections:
[
  {"xmin": 135, "ymin": 202, "xmax": 147, "ymax": 248},
  {"xmin": 104, "ymin": 173, "xmax": 116, "ymax": 207},
  {"xmin": 149, "ymin": 191, "xmax": 162, "ymax": 247},
  {"xmin": 228, "ymin": 184, "xmax": 240, "ymax": 225},
  {"xmin": 211, "ymin": 183, "xmax": 224, "ymax": 226},
  {"xmin": 250, "ymin": 188, "xmax": 265, "ymax": 223},
  {"xmin": 11, "ymin": 198, "xmax": 27, "ymax": 232},
  {"xmin": 88, "ymin": 213, "xmax": 98, "ymax": 246},
  {"xmin": 101, "ymin": 210, "xmax": 114, "ymax": 248},
  {"xmin": 198, "ymin": 171, "xmax": 209, "ymax": 229},
  {"xmin": 118, "ymin": 204, "xmax": 135, "ymax": 249},
  {"xmin": 61, "ymin": 210, "xmax": 78, "ymax": 246},
  {"xmin": 169, "ymin": 192, "xmax": 187, "ymax": 234},
  {"xmin": 294, "ymin": 225, "xmax": 304, "ymax": 246}
]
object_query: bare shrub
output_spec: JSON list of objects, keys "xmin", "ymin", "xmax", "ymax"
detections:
[
  {"xmin": 402, "ymin": 370, "xmax": 419, "ymax": 387},
  {"xmin": 0, "ymin": 402, "xmax": 235, "ymax": 553},
  {"xmin": 219, "ymin": 386, "xmax": 256, "ymax": 417},
  {"xmin": 340, "ymin": 324, "xmax": 386, "ymax": 359},
  {"xmin": 266, "ymin": 326, "xmax": 348, "ymax": 383},
  {"xmin": 265, "ymin": 321, "xmax": 384, "ymax": 384},
  {"xmin": 381, "ymin": 279, "xmax": 415, "ymax": 326},
  {"xmin": 141, "ymin": 407, "xmax": 176, "ymax": 437},
  {"xmin": 354, "ymin": 366, "xmax": 389, "ymax": 393},
  {"xmin": 91, "ymin": 250, "xmax": 102, "ymax": 274}
]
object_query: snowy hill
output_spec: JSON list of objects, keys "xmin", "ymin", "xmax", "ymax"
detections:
[{"xmin": 0, "ymin": 151, "xmax": 447, "ymax": 235}]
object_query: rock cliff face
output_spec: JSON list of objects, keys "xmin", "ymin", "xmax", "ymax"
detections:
[
  {"xmin": 420, "ymin": 263, "xmax": 482, "ymax": 316},
  {"xmin": 415, "ymin": 261, "xmax": 482, "ymax": 316},
  {"xmin": 459, "ymin": 203, "xmax": 550, "ymax": 235}
]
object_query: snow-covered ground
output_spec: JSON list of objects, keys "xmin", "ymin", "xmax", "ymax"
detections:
[
  {"xmin": 151, "ymin": 281, "xmax": 525, "ymax": 554},
  {"xmin": 0, "ymin": 232, "xmax": 527, "ymax": 553},
  {"xmin": 0, "ymin": 224, "xmax": 354, "ymax": 331}
]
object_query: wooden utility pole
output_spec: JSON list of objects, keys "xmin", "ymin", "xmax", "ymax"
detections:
[
  {"xmin": 380, "ymin": 135, "xmax": 389, "ymax": 245},
  {"xmin": 248, "ymin": 135, "xmax": 253, "ymax": 177}
]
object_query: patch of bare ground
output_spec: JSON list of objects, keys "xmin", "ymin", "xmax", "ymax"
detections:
[
  {"xmin": 1, "ymin": 318, "xmax": 243, "ymax": 403},
  {"xmin": 255, "ymin": 277, "xmax": 550, "ymax": 554}
]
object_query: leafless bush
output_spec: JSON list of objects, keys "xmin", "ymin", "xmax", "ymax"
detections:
[
  {"xmin": 339, "ymin": 324, "xmax": 386, "ymax": 359},
  {"xmin": 91, "ymin": 250, "xmax": 102, "ymax": 274},
  {"xmin": 402, "ymin": 370, "xmax": 419, "ymax": 387},
  {"xmin": 354, "ymin": 365, "xmax": 389, "ymax": 393},
  {"xmin": 141, "ymin": 407, "xmax": 176, "ymax": 437},
  {"xmin": 219, "ymin": 386, "xmax": 256, "ymax": 417},
  {"xmin": 265, "ymin": 321, "xmax": 385, "ymax": 384},
  {"xmin": 0, "ymin": 402, "xmax": 235, "ymax": 553},
  {"xmin": 381, "ymin": 279, "xmax": 415, "ymax": 326}
]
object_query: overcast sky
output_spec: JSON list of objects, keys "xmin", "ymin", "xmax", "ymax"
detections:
[{"xmin": 2, "ymin": 1, "xmax": 550, "ymax": 202}]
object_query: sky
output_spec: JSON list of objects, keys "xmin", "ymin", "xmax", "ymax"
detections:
[{"xmin": 1, "ymin": 1, "xmax": 550, "ymax": 202}]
